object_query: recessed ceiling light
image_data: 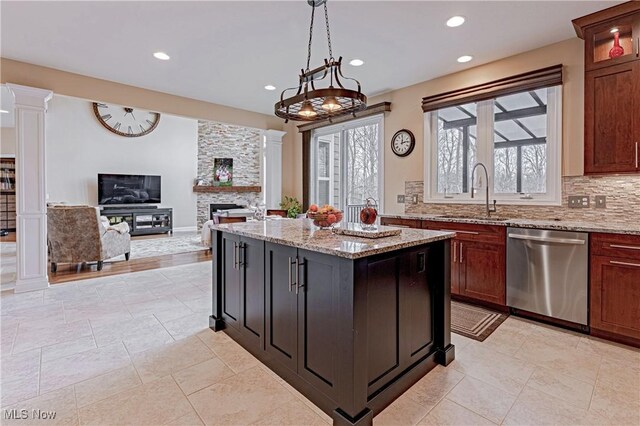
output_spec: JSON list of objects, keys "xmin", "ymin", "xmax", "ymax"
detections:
[
  {"xmin": 446, "ymin": 16, "xmax": 466, "ymax": 27},
  {"xmin": 457, "ymin": 55, "xmax": 473, "ymax": 63},
  {"xmin": 610, "ymin": 27, "xmax": 619, "ymax": 33},
  {"xmin": 349, "ymin": 59, "xmax": 364, "ymax": 67},
  {"xmin": 153, "ymin": 52, "xmax": 170, "ymax": 60},
  {"xmin": 264, "ymin": 85, "xmax": 276, "ymax": 91},
  {"xmin": 0, "ymin": 109, "xmax": 8, "ymax": 114}
]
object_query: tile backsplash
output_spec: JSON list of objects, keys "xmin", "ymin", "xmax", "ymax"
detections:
[{"xmin": 405, "ymin": 175, "xmax": 640, "ymax": 222}]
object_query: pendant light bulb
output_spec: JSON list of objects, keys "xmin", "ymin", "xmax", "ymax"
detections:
[
  {"xmin": 321, "ymin": 96, "xmax": 342, "ymax": 111},
  {"xmin": 299, "ymin": 101, "xmax": 317, "ymax": 118}
]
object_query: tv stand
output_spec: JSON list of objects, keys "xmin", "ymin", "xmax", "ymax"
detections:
[{"xmin": 100, "ymin": 207, "xmax": 172, "ymax": 236}]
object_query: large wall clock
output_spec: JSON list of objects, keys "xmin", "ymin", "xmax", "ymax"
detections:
[
  {"xmin": 92, "ymin": 102, "xmax": 160, "ymax": 137},
  {"xmin": 391, "ymin": 129, "xmax": 415, "ymax": 157}
]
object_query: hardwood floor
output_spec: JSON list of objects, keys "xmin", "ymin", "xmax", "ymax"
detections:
[
  {"xmin": 0, "ymin": 231, "xmax": 16, "ymax": 243},
  {"xmin": 49, "ymin": 250, "xmax": 211, "ymax": 284}
]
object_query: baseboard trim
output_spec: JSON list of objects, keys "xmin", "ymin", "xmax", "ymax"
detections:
[
  {"xmin": 173, "ymin": 226, "xmax": 197, "ymax": 232},
  {"xmin": 14, "ymin": 277, "xmax": 50, "ymax": 293}
]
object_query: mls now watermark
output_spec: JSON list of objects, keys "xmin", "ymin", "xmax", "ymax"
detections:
[{"xmin": 4, "ymin": 409, "xmax": 57, "ymax": 420}]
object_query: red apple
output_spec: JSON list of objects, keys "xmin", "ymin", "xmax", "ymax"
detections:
[{"xmin": 309, "ymin": 204, "xmax": 318, "ymax": 213}]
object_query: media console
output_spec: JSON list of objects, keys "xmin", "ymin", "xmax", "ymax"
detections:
[{"xmin": 101, "ymin": 207, "xmax": 173, "ymax": 236}]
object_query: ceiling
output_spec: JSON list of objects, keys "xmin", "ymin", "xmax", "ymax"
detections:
[{"xmin": 1, "ymin": 1, "xmax": 619, "ymax": 116}]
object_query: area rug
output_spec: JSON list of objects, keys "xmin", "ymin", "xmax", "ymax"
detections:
[
  {"xmin": 451, "ymin": 301, "xmax": 509, "ymax": 342},
  {"xmin": 109, "ymin": 234, "xmax": 207, "ymax": 261}
]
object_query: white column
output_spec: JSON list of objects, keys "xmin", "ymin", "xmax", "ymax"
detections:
[
  {"xmin": 7, "ymin": 84, "xmax": 53, "ymax": 293},
  {"xmin": 263, "ymin": 130, "xmax": 286, "ymax": 209}
]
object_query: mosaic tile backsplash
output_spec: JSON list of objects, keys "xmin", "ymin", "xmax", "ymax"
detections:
[{"xmin": 405, "ymin": 175, "xmax": 640, "ymax": 223}]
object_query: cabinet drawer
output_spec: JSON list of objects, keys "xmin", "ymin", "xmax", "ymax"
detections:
[
  {"xmin": 591, "ymin": 233, "xmax": 640, "ymax": 261},
  {"xmin": 421, "ymin": 220, "xmax": 506, "ymax": 244},
  {"xmin": 380, "ymin": 217, "xmax": 421, "ymax": 229}
]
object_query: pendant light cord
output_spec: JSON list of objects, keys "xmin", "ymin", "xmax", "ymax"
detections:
[
  {"xmin": 324, "ymin": 3, "xmax": 333, "ymax": 60},
  {"xmin": 306, "ymin": 5, "xmax": 315, "ymax": 71}
]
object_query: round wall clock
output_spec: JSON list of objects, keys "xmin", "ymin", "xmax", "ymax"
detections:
[
  {"xmin": 391, "ymin": 129, "xmax": 415, "ymax": 157},
  {"xmin": 92, "ymin": 102, "xmax": 160, "ymax": 137}
]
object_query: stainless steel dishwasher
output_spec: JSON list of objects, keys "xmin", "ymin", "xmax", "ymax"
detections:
[{"xmin": 506, "ymin": 228, "xmax": 589, "ymax": 326}]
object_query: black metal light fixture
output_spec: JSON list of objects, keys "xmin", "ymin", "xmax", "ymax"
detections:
[{"xmin": 275, "ymin": 0, "xmax": 367, "ymax": 122}]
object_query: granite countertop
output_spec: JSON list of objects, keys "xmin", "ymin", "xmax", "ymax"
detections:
[
  {"xmin": 211, "ymin": 219, "xmax": 455, "ymax": 259},
  {"xmin": 380, "ymin": 213, "xmax": 640, "ymax": 236}
]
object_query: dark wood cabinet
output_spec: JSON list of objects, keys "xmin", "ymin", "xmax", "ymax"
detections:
[
  {"xmin": 590, "ymin": 233, "xmax": 640, "ymax": 345},
  {"xmin": 421, "ymin": 220, "xmax": 506, "ymax": 306},
  {"xmin": 221, "ymin": 234, "xmax": 264, "ymax": 347},
  {"xmin": 584, "ymin": 61, "xmax": 640, "ymax": 174},
  {"xmin": 265, "ymin": 242, "xmax": 298, "ymax": 371},
  {"xmin": 574, "ymin": 3, "xmax": 640, "ymax": 175}
]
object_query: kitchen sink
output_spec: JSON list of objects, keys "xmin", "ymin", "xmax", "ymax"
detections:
[{"xmin": 436, "ymin": 215, "xmax": 510, "ymax": 222}]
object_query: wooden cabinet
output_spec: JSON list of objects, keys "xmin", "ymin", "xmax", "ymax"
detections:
[
  {"xmin": 422, "ymin": 221, "xmax": 506, "ymax": 306},
  {"xmin": 221, "ymin": 234, "xmax": 264, "ymax": 347},
  {"xmin": 590, "ymin": 233, "xmax": 640, "ymax": 344},
  {"xmin": 574, "ymin": 4, "xmax": 640, "ymax": 175},
  {"xmin": 584, "ymin": 61, "xmax": 640, "ymax": 174}
]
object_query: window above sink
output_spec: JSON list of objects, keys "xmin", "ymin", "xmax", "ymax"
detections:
[{"xmin": 422, "ymin": 66, "xmax": 563, "ymax": 206}]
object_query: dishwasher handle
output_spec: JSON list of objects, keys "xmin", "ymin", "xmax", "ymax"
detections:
[{"xmin": 508, "ymin": 233, "xmax": 586, "ymax": 245}]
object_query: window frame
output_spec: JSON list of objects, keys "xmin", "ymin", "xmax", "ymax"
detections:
[
  {"xmin": 310, "ymin": 114, "xmax": 385, "ymax": 212},
  {"xmin": 424, "ymin": 85, "xmax": 562, "ymax": 206}
]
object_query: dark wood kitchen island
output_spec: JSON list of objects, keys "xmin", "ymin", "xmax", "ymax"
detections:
[{"xmin": 209, "ymin": 219, "xmax": 455, "ymax": 425}]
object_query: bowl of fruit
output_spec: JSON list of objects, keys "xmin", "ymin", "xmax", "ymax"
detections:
[{"xmin": 306, "ymin": 204, "xmax": 343, "ymax": 229}]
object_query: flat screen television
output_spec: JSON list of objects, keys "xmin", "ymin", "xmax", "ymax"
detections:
[{"xmin": 98, "ymin": 173, "xmax": 161, "ymax": 205}]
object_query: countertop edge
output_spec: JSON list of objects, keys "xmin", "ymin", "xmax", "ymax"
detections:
[
  {"xmin": 212, "ymin": 225, "xmax": 455, "ymax": 259},
  {"xmin": 379, "ymin": 214, "xmax": 640, "ymax": 236}
]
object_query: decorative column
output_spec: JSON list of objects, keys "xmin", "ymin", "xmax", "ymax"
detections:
[
  {"xmin": 263, "ymin": 130, "xmax": 286, "ymax": 209},
  {"xmin": 7, "ymin": 84, "xmax": 53, "ymax": 293}
]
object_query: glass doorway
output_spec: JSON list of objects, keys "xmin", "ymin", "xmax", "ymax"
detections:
[{"xmin": 310, "ymin": 115, "xmax": 383, "ymax": 222}]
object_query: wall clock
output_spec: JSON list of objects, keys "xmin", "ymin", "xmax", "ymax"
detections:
[
  {"xmin": 92, "ymin": 102, "xmax": 160, "ymax": 137},
  {"xmin": 391, "ymin": 129, "xmax": 415, "ymax": 157}
]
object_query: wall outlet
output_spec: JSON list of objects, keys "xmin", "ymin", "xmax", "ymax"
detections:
[
  {"xmin": 595, "ymin": 195, "xmax": 607, "ymax": 208},
  {"xmin": 397, "ymin": 195, "xmax": 405, "ymax": 204},
  {"xmin": 411, "ymin": 195, "xmax": 419, "ymax": 204},
  {"xmin": 568, "ymin": 195, "xmax": 590, "ymax": 208}
]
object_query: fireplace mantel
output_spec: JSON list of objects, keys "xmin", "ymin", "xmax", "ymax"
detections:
[{"xmin": 193, "ymin": 185, "xmax": 262, "ymax": 193}]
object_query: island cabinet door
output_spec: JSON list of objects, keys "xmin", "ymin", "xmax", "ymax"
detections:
[
  {"xmin": 296, "ymin": 249, "xmax": 342, "ymax": 401},
  {"xmin": 221, "ymin": 233, "xmax": 241, "ymax": 329},
  {"xmin": 238, "ymin": 237, "xmax": 265, "ymax": 349},
  {"xmin": 265, "ymin": 242, "xmax": 299, "ymax": 372}
]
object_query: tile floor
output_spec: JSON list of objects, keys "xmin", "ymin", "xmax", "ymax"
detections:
[{"xmin": 1, "ymin": 261, "xmax": 639, "ymax": 425}]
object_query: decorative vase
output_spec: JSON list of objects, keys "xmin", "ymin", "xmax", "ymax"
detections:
[
  {"xmin": 359, "ymin": 198, "xmax": 378, "ymax": 228},
  {"xmin": 609, "ymin": 31, "xmax": 624, "ymax": 59}
]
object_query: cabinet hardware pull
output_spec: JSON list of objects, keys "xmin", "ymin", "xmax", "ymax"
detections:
[
  {"xmin": 637, "ymin": 37, "xmax": 639, "ymax": 57},
  {"xmin": 391, "ymin": 224, "xmax": 412, "ymax": 228},
  {"xmin": 296, "ymin": 259, "xmax": 305, "ymax": 294},
  {"xmin": 233, "ymin": 242, "xmax": 238, "ymax": 269},
  {"xmin": 610, "ymin": 260, "xmax": 640, "ymax": 268},
  {"xmin": 238, "ymin": 243, "xmax": 245, "ymax": 267},
  {"xmin": 293, "ymin": 258, "xmax": 299, "ymax": 294},
  {"xmin": 610, "ymin": 244, "xmax": 640, "ymax": 251},
  {"xmin": 440, "ymin": 229, "xmax": 479, "ymax": 235},
  {"xmin": 636, "ymin": 142, "xmax": 639, "ymax": 169},
  {"xmin": 460, "ymin": 243, "xmax": 464, "ymax": 263},
  {"xmin": 288, "ymin": 257, "xmax": 293, "ymax": 292},
  {"xmin": 452, "ymin": 241, "xmax": 457, "ymax": 263}
]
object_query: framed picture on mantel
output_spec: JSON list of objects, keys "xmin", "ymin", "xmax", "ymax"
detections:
[{"xmin": 213, "ymin": 158, "xmax": 233, "ymax": 187}]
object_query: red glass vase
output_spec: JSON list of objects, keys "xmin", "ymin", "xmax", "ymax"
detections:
[{"xmin": 609, "ymin": 31, "xmax": 624, "ymax": 59}]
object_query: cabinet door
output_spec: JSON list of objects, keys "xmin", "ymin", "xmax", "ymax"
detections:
[
  {"xmin": 584, "ymin": 12, "xmax": 640, "ymax": 71},
  {"xmin": 585, "ymin": 61, "xmax": 639, "ymax": 174},
  {"xmin": 221, "ymin": 233, "xmax": 241, "ymax": 329},
  {"xmin": 459, "ymin": 241, "xmax": 505, "ymax": 305},
  {"xmin": 590, "ymin": 255, "xmax": 640, "ymax": 340},
  {"xmin": 296, "ymin": 249, "xmax": 341, "ymax": 400},
  {"xmin": 265, "ymin": 242, "xmax": 298, "ymax": 372},
  {"xmin": 239, "ymin": 237, "xmax": 264, "ymax": 348}
]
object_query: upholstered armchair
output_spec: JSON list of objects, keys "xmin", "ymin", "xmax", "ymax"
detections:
[{"xmin": 47, "ymin": 205, "xmax": 131, "ymax": 272}]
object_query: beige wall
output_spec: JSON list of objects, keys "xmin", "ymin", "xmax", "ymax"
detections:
[
  {"xmin": 1, "ymin": 127, "xmax": 16, "ymax": 155},
  {"xmin": 281, "ymin": 38, "xmax": 586, "ymax": 214},
  {"xmin": 0, "ymin": 58, "xmax": 284, "ymax": 131}
]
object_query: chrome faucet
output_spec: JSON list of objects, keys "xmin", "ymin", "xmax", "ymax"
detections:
[{"xmin": 470, "ymin": 162, "xmax": 497, "ymax": 217}]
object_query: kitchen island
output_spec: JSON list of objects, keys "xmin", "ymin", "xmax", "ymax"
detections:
[{"xmin": 209, "ymin": 220, "xmax": 455, "ymax": 425}]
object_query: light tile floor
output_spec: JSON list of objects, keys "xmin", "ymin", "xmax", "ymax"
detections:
[{"xmin": 1, "ymin": 261, "xmax": 639, "ymax": 425}]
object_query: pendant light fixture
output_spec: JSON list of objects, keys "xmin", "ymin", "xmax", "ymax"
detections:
[{"xmin": 275, "ymin": 0, "xmax": 367, "ymax": 122}]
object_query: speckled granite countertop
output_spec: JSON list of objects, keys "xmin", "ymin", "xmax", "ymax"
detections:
[
  {"xmin": 380, "ymin": 214, "xmax": 640, "ymax": 236},
  {"xmin": 211, "ymin": 219, "xmax": 455, "ymax": 259}
]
